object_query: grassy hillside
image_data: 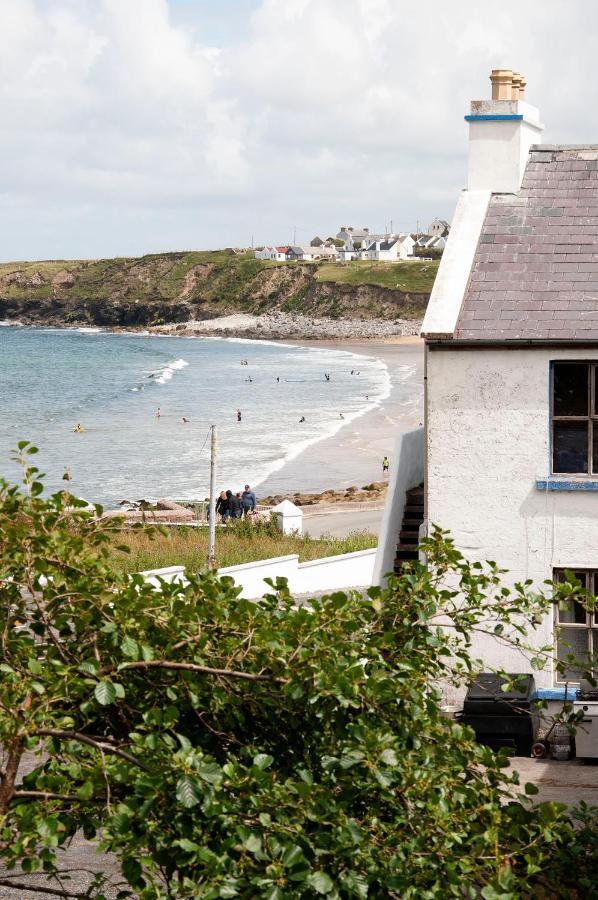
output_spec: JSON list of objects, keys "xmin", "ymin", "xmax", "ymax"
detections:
[
  {"xmin": 0, "ymin": 250, "xmax": 438, "ymax": 325},
  {"xmin": 316, "ymin": 260, "xmax": 439, "ymax": 292}
]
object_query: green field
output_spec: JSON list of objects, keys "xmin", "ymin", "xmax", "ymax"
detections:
[
  {"xmin": 315, "ymin": 259, "xmax": 439, "ymax": 292},
  {"xmin": 110, "ymin": 523, "xmax": 377, "ymax": 574}
]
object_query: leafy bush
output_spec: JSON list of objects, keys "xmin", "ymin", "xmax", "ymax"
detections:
[{"xmin": 0, "ymin": 444, "xmax": 597, "ymax": 898}]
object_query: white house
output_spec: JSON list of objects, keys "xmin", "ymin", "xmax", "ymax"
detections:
[
  {"xmin": 377, "ymin": 68, "xmax": 598, "ymax": 705},
  {"xmin": 361, "ymin": 234, "xmax": 415, "ymax": 261},
  {"xmin": 428, "ymin": 218, "xmax": 450, "ymax": 238}
]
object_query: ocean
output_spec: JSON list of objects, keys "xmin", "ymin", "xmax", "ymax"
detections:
[{"xmin": 0, "ymin": 326, "xmax": 391, "ymax": 506}]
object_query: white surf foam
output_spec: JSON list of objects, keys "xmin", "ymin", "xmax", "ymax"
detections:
[{"xmin": 147, "ymin": 358, "xmax": 189, "ymax": 385}]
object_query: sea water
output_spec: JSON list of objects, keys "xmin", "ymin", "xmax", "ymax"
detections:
[{"xmin": 0, "ymin": 327, "xmax": 390, "ymax": 505}]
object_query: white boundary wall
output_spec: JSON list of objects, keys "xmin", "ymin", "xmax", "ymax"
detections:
[
  {"xmin": 142, "ymin": 548, "xmax": 376, "ymax": 599},
  {"xmin": 373, "ymin": 427, "xmax": 424, "ymax": 586}
]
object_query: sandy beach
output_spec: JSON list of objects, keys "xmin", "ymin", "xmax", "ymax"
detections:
[{"xmin": 257, "ymin": 336, "xmax": 424, "ymax": 536}]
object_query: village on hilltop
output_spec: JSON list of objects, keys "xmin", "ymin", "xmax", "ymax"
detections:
[{"xmin": 254, "ymin": 218, "xmax": 449, "ymax": 263}]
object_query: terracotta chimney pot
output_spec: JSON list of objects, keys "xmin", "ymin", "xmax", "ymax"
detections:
[
  {"xmin": 511, "ymin": 73, "xmax": 522, "ymax": 100},
  {"xmin": 489, "ymin": 68, "xmax": 514, "ymax": 101}
]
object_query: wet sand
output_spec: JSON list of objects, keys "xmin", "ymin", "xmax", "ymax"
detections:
[{"xmin": 257, "ymin": 337, "xmax": 424, "ymax": 499}]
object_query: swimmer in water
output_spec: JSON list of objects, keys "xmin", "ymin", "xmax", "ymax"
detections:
[
  {"xmin": 155, "ymin": 407, "xmax": 161, "ymax": 418},
  {"xmin": 299, "ymin": 416, "xmax": 306, "ymax": 423},
  {"xmin": 181, "ymin": 417, "xmax": 189, "ymax": 424},
  {"xmin": 339, "ymin": 413, "xmax": 344, "ymax": 419},
  {"xmin": 237, "ymin": 409, "xmax": 242, "ymax": 422},
  {"xmin": 73, "ymin": 424, "xmax": 85, "ymax": 433}
]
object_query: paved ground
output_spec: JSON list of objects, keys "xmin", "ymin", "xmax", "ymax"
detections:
[
  {"xmin": 509, "ymin": 757, "xmax": 598, "ymax": 806},
  {"xmin": 302, "ymin": 503, "xmax": 384, "ymax": 538}
]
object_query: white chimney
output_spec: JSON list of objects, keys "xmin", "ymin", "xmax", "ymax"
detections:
[{"xmin": 466, "ymin": 69, "xmax": 543, "ymax": 193}]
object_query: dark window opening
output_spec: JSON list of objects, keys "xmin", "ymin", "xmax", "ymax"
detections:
[
  {"xmin": 552, "ymin": 362, "xmax": 598, "ymax": 474},
  {"xmin": 554, "ymin": 569, "xmax": 598, "ymax": 683}
]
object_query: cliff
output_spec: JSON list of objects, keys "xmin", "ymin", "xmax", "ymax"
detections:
[{"xmin": 0, "ymin": 250, "xmax": 437, "ymax": 328}]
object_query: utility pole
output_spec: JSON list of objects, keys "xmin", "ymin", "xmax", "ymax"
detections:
[
  {"xmin": 293, "ymin": 225, "xmax": 297, "ymax": 245},
  {"xmin": 390, "ymin": 219, "xmax": 393, "ymax": 235},
  {"xmin": 207, "ymin": 425, "xmax": 217, "ymax": 570}
]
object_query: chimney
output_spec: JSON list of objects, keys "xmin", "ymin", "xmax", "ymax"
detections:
[{"xmin": 465, "ymin": 69, "xmax": 543, "ymax": 193}]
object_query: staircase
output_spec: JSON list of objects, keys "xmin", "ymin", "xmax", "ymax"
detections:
[{"xmin": 394, "ymin": 483, "xmax": 424, "ymax": 573}]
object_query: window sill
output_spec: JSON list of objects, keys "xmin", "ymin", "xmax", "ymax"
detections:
[{"xmin": 536, "ymin": 478, "xmax": 598, "ymax": 491}]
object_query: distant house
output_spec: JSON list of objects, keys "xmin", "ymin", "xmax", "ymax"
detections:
[
  {"xmin": 428, "ymin": 217, "xmax": 450, "ymax": 238},
  {"xmin": 310, "ymin": 236, "xmax": 324, "ymax": 247},
  {"xmin": 416, "ymin": 234, "xmax": 446, "ymax": 252},
  {"xmin": 336, "ymin": 226, "xmax": 372, "ymax": 248},
  {"xmin": 274, "ymin": 246, "xmax": 289, "ymax": 261},
  {"xmin": 285, "ymin": 246, "xmax": 304, "ymax": 261},
  {"xmin": 301, "ymin": 244, "xmax": 338, "ymax": 261},
  {"xmin": 361, "ymin": 234, "xmax": 415, "ymax": 262},
  {"xmin": 254, "ymin": 246, "xmax": 274, "ymax": 260},
  {"xmin": 338, "ymin": 247, "xmax": 358, "ymax": 263}
]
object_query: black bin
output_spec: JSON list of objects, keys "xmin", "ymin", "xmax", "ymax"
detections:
[{"xmin": 458, "ymin": 673, "xmax": 538, "ymax": 756}]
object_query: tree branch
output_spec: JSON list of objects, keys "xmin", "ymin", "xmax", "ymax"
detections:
[
  {"xmin": 31, "ymin": 729, "xmax": 150, "ymax": 771},
  {"xmin": 100, "ymin": 659, "xmax": 287, "ymax": 683},
  {"xmin": 0, "ymin": 878, "xmax": 81, "ymax": 898},
  {"xmin": 12, "ymin": 790, "xmax": 104, "ymax": 803}
]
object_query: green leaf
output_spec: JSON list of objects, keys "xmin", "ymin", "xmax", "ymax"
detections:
[
  {"xmin": 121, "ymin": 636, "xmax": 139, "ymax": 659},
  {"xmin": 27, "ymin": 658, "xmax": 43, "ymax": 675},
  {"xmin": 379, "ymin": 748, "xmax": 398, "ymax": 766},
  {"xmin": 281, "ymin": 844, "xmax": 305, "ymax": 868},
  {"xmin": 306, "ymin": 872, "xmax": 333, "ymax": 895},
  {"xmin": 176, "ymin": 775, "xmax": 202, "ymax": 808},
  {"xmin": 94, "ymin": 680, "xmax": 117, "ymax": 706},
  {"xmin": 197, "ymin": 762, "xmax": 223, "ymax": 785},
  {"xmin": 524, "ymin": 782, "xmax": 539, "ymax": 795},
  {"xmin": 77, "ymin": 781, "xmax": 94, "ymax": 800},
  {"xmin": 253, "ymin": 753, "xmax": 274, "ymax": 770},
  {"xmin": 177, "ymin": 838, "xmax": 200, "ymax": 852}
]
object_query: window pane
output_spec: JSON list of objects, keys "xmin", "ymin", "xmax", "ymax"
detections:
[
  {"xmin": 553, "ymin": 363, "xmax": 588, "ymax": 416},
  {"xmin": 557, "ymin": 600, "xmax": 588, "ymax": 624},
  {"xmin": 553, "ymin": 422, "xmax": 588, "ymax": 473},
  {"xmin": 556, "ymin": 626, "xmax": 590, "ymax": 681}
]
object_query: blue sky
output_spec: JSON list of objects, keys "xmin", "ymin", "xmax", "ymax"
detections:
[{"xmin": 0, "ymin": 0, "xmax": 596, "ymax": 261}]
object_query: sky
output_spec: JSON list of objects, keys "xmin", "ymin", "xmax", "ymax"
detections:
[{"xmin": 1, "ymin": 0, "xmax": 597, "ymax": 261}]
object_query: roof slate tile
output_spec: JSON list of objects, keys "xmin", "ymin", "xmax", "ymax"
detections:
[{"xmin": 456, "ymin": 147, "xmax": 598, "ymax": 341}]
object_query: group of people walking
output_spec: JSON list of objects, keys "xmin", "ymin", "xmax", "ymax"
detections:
[{"xmin": 215, "ymin": 485, "xmax": 257, "ymax": 522}]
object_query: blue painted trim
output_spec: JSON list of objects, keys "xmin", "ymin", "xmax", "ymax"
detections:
[
  {"xmin": 464, "ymin": 114, "xmax": 523, "ymax": 122},
  {"xmin": 536, "ymin": 478, "xmax": 598, "ymax": 491},
  {"xmin": 534, "ymin": 687, "xmax": 576, "ymax": 701}
]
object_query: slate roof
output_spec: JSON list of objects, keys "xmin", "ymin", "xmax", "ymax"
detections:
[{"xmin": 457, "ymin": 146, "xmax": 598, "ymax": 341}]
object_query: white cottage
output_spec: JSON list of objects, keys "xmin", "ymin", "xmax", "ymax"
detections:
[{"xmin": 376, "ymin": 69, "xmax": 598, "ymax": 704}]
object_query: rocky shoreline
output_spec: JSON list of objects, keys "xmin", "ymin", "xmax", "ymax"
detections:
[{"xmin": 151, "ymin": 311, "xmax": 421, "ymax": 340}]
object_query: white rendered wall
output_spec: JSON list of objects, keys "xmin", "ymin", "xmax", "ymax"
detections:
[
  {"xmin": 142, "ymin": 549, "xmax": 376, "ymax": 600},
  {"xmin": 427, "ymin": 347, "xmax": 598, "ymax": 690},
  {"xmin": 373, "ymin": 427, "xmax": 424, "ymax": 585},
  {"xmin": 420, "ymin": 191, "xmax": 490, "ymax": 339}
]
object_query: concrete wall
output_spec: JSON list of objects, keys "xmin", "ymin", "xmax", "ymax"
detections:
[
  {"xmin": 427, "ymin": 346, "xmax": 598, "ymax": 692},
  {"xmin": 142, "ymin": 548, "xmax": 376, "ymax": 600},
  {"xmin": 373, "ymin": 426, "xmax": 424, "ymax": 585}
]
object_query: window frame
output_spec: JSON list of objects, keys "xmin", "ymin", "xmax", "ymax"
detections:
[
  {"xmin": 553, "ymin": 568, "xmax": 598, "ymax": 684},
  {"xmin": 551, "ymin": 361, "xmax": 598, "ymax": 475}
]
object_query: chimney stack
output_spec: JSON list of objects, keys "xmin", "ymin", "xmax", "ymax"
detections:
[{"xmin": 465, "ymin": 69, "xmax": 543, "ymax": 193}]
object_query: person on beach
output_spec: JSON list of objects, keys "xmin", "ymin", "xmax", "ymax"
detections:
[
  {"xmin": 216, "ymin": 490, "xmax": 228, "ymax": 522},
  {"xmin": 237, "ymin": 409, "xmax": 242, "ymax": 422},
  {"xmin": 241, "ymin": 485, "xmax": 256, "ymax": 516},
  {"xmin": 382, "ymin": 456, "xmax": 390, "ymax": 474},
  {"xmin": 230, "ymin": 492, "xmax": 243, "ymax": 519},
  {"xmin": 155, "ymin": 407, "xmax": 161, "ymax": 418}
]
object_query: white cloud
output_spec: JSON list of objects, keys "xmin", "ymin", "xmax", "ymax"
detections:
[{"xmin": 0, "ymin": 0, "xmax": 597, "ymax": 258}]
